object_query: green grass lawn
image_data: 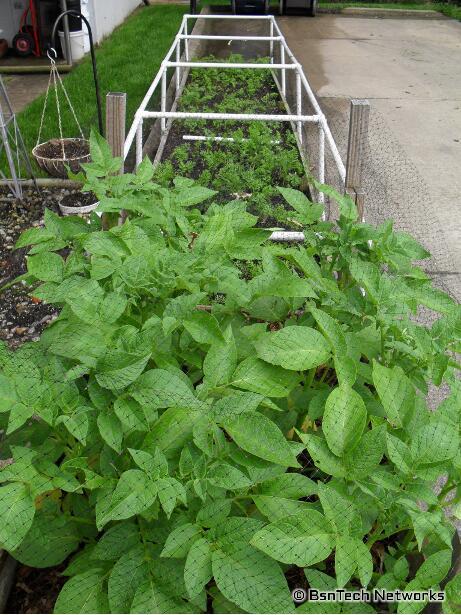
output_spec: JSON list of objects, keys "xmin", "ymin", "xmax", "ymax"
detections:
[{"xmin": 4, "ymin": 4, "xmax": 187, "ymax": 177}]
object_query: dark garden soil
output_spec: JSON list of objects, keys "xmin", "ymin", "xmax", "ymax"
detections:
[
  {"xmin": 156, "ymin": 60, "xmax": 309, "ymax": 231},
  {"xmin": 60, "ymin": 191, "xmax": 97, "ymax": 209},
  {"xmin": 0, "ymin": 187, "xmax": 70, "ymax": 349},
  {"xmin": 5, "ymin": 562, "xmax": 67, "ymax": 614},
  {"xmin": 161, "ymin": 121, "xmax": 304, "ymax": 230},
  {"xmin": 34, "ymin": 139, "xmax": 89, "ymax": 160},
  {"xmin": 161, "ymin": 75, "xmax": 280, "ymax": 146}
]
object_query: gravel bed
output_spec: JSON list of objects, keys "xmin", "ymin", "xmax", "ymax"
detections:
[{"xmin": 0, "ymin": 187, "xmax": 73, "ymax": 349}]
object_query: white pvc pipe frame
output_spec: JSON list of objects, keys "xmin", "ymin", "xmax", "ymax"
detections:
[{"xmin": 124, "ymin": 14, "xmax": 346, "ymax": 241}]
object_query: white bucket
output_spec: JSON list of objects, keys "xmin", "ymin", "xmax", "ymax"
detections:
[
  {"xmin": 58, "ymin": 30, "xmax": 86, "ymax": 62},
  {"xmin": 59, "ymin": 200, "xmax": 100, "ymax": 217},
  {"xmin": 59, "ymin": 192, "xmax": 100, "ymax": 217}
]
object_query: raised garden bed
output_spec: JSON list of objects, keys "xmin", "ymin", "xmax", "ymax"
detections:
[{"xmin": 154, "ymin": 54, "xmax": 308, "ymax": 230}]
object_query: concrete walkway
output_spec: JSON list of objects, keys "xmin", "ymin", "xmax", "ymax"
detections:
[
  {"xmin": 3, "ymin": 74, "xmax": 50, "ymax": 114},
  {"xmin": 277, "ymin": 14, "xmax": 461, "ymax": 299}
]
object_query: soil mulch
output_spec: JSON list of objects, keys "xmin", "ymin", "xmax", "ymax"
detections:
[
  {"xmin": 161, "ymin": 123, "xmax": 304, "ymax": 230},
  {"xmin": 5, "ymin": 562, "xmax": 67, "ymax": 614},
  {"xmin": 34, "ymin": 139, "xmax": 89, "ymax": 160},
  {"xmin": 0, "ymin": 186, "xmax": 72, "ymax": 349}
]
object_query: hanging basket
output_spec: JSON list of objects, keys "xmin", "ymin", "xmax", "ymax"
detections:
[{"xmin": 32, "ymin": 137, "xmax": 90, "ymax": 178}]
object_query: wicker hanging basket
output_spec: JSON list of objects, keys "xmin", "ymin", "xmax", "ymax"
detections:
[{"xmin": 32, "ymin": 137, "xmax": 90, "ymax": 178}]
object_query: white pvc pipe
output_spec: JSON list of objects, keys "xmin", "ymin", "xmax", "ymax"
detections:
[
  {"xmin": 281, "ymin": 44, "xmax": 286, "ymax": 97},
  {"xmin": 123, "ymin": 21, "xmax": 295, "ymax": 160},
  {"xmin": 184, "ymin": 13, "xmax": 273, "ymax": 19},
  {"xmin": 273, "ymin": 30, "xmax": 342, "ymax": 178},
  {"xmin": 142, "ymin": 111, "xmax": 320, "ymax": 123},
  {"xmin": 296, "ymin": 63, "xmax": 323, "ymax": 118},
  {"xmin": 296, "ymin": 71, "xmax": 302, "ymax": 143},
  {"xmin": 320, "ymin": 114, "xmax": 346, "ymax": 182},
  {"xmin": 176, "ymin": 43, "xmax": 181, "ymax": 94},
  {"xmin": 269, "ymin": 231, "xmax": 305, "ymax": 242},
  {"xmin": 184, "ymin": 21, "xmax": 189, "ymax": 61},
  {"xmin": 164, "ymin": 35, "xmax": 181, "ymax": 63},
  {"xmin": 124, "ymin": 65, "xmax": 165, "ymax": 158},
  {"xmin": 272, "ymin": 18, "xmax": 322, "ymax": 114},
  {"xmin": 165, "ymin": 61, "xmax": 297, "ymax": 70},
  {"xmin": 183, "ymin": 135, "xmax": 281, "ymax": 144},
  {"xmin": 178, "ymin": 34, "xmax": 281, "ymax": 41},
  {"xmin": 184, "ymin": 135, "xmax": 237, "ymax": 142},
  {"xmin": 270, "ymin": 37, "xmax": 346, "ymax": 181},
  {"xmin": 136, "ymin": 119, "xmax": 143, "ymax": 168},
  {"xmin": 161, "ymin": 69, "xmax": 167, "ymax": 133},
  {"xmin": 318, "ymin": 124, "xmax": 325, "ymax": 206}
]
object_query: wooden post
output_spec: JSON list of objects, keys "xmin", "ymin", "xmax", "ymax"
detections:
[
  {"xmin": 105, "ymin": 92, "xmax": 126, "ymax": 225},
  {"xmin": 355, "ymin": 189, "xmax": 365, "ymax": 223},
  {"xmin": 345, "ymin": 99, "xmax": 370, "ymax": 219},
  {"xmin": 105, "ymin": 92, "xmax": 126, "ymax": 171}
]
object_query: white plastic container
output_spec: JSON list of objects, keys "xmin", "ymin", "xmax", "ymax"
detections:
[
  {"xmin": 59, "ymin": 192, "xmax": 100, "ymax": 217},
  {"xmin": 58, "ymin": 30, "xmax": 86, "ymax": 62}
]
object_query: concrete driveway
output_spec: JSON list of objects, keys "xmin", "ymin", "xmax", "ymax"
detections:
[
  {"xmin": 2, "ymin": 74, "xmax": 50, "ymax": 114},
  {"xmin": 277, "ymin": 14, "xmax": 461, "ymax": 299}
]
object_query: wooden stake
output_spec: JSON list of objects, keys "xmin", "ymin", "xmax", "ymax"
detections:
[
  {"xmin": 355, "ymin": 189, "xmax": 365, "ymax": 222},
  {"xmin": 105, "ymin": 92, "xmax": 126, "ymax": 171},
  {"xmin": 345, "ymin": 99, "xmax": 370, "ymax": 192},
  {"xmin": 105, "ymin": 92, "xmax": 126, "ymax": 225}
]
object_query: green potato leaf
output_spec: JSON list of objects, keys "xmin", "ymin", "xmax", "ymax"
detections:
[
  {"xmin": 322, "ymin": 385, "xmax": 367, "ymax": 456},
  {"xmin": 255, "ymin": 326, "xmax": 331, "ymax": 371}
]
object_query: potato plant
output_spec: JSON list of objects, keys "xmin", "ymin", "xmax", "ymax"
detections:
[{"xmin": 0, "ymin": 134, "xmax": 460, "ymax": 614}]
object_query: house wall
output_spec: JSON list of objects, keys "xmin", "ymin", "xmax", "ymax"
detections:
[
  {"xmin": 0, "ymin": 0, "xmax": 140, "ymax": 56},
  {"xmin": 81, "ymin": 0, "xmax": 141, "ymax": 45},
  {"xmin": 0, "ymin": 0, "xmax": 28, "ymax": 47}
]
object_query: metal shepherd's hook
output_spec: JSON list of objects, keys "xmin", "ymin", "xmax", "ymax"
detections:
[{"xmin": 50, "ymin": 10, "xmax": 104, "ymax": 135}]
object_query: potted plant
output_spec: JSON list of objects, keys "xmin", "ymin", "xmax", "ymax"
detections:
[
  {"xmin": 32, "ymin": 137, "xmax": 90, "ymax": 179},
  {"xmin": 31, "ymin": 47, "xmax": 91, "ymax": 179},
  {"xmin": 58, "ymin": 189, "xmax": 99, "ymax": 216}
]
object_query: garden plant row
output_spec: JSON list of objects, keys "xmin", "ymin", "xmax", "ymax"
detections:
[
  {"xmin": 0, "ymin": 58, "xmax": 460, "ymax": 615},
  {"xmin": 155, "ymin": 55, "xmax": 308, "ymax": 229}
]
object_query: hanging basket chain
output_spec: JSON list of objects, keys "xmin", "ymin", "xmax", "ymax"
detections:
[
  {"xmin": 55, "ymin": 66, "xmax": 85, "ymax": 141},
  {"xmin": 36, "ymin": 53, "xmax": 86, "ymax": 162},
  {"xmin": 51, "ymin": 64, "xmax": 66, "ymax": 159},
  {"xmin": 35, "ymin": 66, "xmax": 54, "ymax": 148}
]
